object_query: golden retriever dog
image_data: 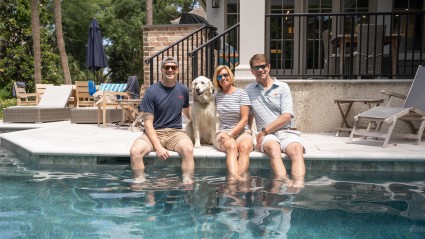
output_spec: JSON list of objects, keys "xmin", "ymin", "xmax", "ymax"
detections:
[{"xmin": 185, "ymin": 76, "xmax": 218, "ymax": 148}]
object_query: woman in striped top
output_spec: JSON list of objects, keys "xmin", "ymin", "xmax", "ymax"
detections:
[{"xmin": 213, "ymin": 65, "xmax": 253, "ymax": 181}]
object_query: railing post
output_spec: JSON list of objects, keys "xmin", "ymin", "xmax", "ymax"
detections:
[
  {"xmin": 349, "ymin": 14, "xmax": 356, "ymax": 79},
  {"xmin": 192, "ymin": 53, "xmax": 198, "ymax": 79}
]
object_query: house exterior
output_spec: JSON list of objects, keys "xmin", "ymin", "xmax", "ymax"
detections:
[
  {"xmin": 206, "ymin": 0, "xmax": 425, "ymax": 79},
  {"xmin": 142, "ymin": 0, "xmax": 424, "ymax": 132}
]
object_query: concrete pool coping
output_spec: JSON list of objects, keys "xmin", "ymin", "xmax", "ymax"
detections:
[{"xmin": 1, "ymin": 120, "xmax": 425, "ymax": 171}]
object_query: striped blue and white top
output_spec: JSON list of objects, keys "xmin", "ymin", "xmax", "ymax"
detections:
[{"xmin": 215, "ymin": 88, "xmax": 251, "ymax": 131}]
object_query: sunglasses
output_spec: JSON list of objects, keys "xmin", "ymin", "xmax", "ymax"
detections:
[
  {"xmin": 251, "ymin": 64, "xmax": 268, "ymax": 71},
  {"xmin": 163, "ymin": 65, "xmax": 177, "ymax": 71},
  {"xmin": 217, "ymin": 73, "xmax": 229, "ymax": 81}
]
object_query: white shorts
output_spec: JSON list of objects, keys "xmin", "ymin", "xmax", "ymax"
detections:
[{"xmin": 260, "ymin": 130, "xmax": 304, "ymax": 153}]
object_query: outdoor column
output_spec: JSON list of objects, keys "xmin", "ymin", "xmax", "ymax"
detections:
[{"xmin": 235, "ymin": 0, "xmax": 265, "ymax": 79}]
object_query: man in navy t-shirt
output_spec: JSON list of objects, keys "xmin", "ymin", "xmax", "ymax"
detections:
[{"xmin": 130, "ymin": 56, "xmax": 194, "ymax": 185}]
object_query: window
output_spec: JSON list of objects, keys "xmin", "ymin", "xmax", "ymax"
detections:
[
  {"xmin": 393, "ymin": 0, "xmax": 424, "ymax": 52},
  {"xmin": 268, "ymin": 0, "xmax": 295, "ymax": 70},
  {"xmin": 226, "ymin": 0, "xmax": 239, "ymax": 28},
  {"xmin": 308, "ymin": 0, "xmax": 333, "ymax": 69},
  {"xmin": 342, "ymin": 0, "xmax": 369, "ymax": 33}
]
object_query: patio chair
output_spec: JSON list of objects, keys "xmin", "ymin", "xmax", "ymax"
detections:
[
  {"xmin": 75, "ymin": 81, "xmax": 96, "ymax": 107},
  {"xmin": 115, "ymin": 76, "xmax": 144, "ymax": 130},
  {"xmin": 96, "ymin": 82, "xmax": 129, "ymax": 127},
  {"xmin": 348, "ymin": 65, "xmax": 425, "ymax": 147},
  {"xmin": 3, "ymin": 85, "xmax": 73, "ymax": 123},
  {"xmin": 13, "ymin": 81, "xmax": 38, "ymax": 106},
  {"xmin": 353, "ymin": 24, "xmax": 386, "ymax": 77}
]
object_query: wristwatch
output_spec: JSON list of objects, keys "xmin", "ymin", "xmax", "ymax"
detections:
[{"xmin": 261, "ymin": 127, "xmax": 268, "ymax": 135}]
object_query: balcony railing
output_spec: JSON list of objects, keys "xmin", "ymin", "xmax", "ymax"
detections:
[
  {"xmin": 266, "ymin": 11, "xmax": 425, "ymax": 79},
  {"xmin": 144, "ymin": 25, "xmax": 217, "ymax": 87},
  {"xmin": 189, "ymin": 23, "xmax": 240, "ymax": 80}
]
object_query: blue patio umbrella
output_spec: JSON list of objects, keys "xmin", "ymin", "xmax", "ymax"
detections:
[{"xmin": 85, "ymin": 19, "xmax": 108, "ymax": 83}]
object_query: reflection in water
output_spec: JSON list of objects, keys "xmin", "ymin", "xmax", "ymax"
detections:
[{"xmin": 0, "ymin": 146, "xmax": 424, "ymax": 238}]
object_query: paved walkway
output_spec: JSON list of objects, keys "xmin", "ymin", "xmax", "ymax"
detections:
[{"xmin": 1, "ymin": 121, "xmax": 425, "ymax": 171}]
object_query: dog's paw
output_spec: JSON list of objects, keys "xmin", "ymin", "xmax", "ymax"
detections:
[{"xmin": 194, "ymin": 143, "xmax": 202, "ymax": 148}]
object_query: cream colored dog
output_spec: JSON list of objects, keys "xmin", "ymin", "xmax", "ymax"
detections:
[{"xmin": 185, "ymin": 76, "xmax": 218, "ymax": 148}]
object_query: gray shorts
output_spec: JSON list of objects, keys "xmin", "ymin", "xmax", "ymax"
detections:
[{"xmin": 260, "ymin": 130, "xmax": 305, "ymax": 153}]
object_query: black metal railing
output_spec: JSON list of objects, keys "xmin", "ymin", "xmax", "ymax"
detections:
[
  {"xmin": 144, "ymin": 25, "xmax": 217, "ymax": 87},
  {"xmin": 188, "ymin": 23, "xmax": 240, "ymax": 80},
  {"xmin": 266, "ymin": 11, "xmax": 425, "ymax": 79}
]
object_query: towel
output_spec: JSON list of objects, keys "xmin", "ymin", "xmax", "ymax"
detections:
[
  {"xmin": 88, "ymin": 81, "xmax": 97, "ymax": 96},
  {"xmin": 125, "ymin": 75, "xmax": 140, "ymax": 99},
  {"xmin": 12, "ymin": 81, "xmax": 26, "ymax": 97}
]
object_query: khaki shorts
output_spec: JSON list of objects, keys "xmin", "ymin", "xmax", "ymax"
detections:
[{"xmin": 139, "ymin": 128, "xmax": 191, "ymax": 151}]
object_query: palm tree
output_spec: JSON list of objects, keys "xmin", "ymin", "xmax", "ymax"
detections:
[
  {"xmin": 30, "ymin": 0, "xmax": 41, "ymax": 84},
  {"xmin": 53, "ymin": 0, "xmax": 72, "ymax": 84},
  {"xmin": 146, "ymin": 0, "xmax": 153, "ymax": 25}
]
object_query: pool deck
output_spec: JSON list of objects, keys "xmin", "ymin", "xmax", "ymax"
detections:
[{"xmin": 1, "ymin": 120, "xmax": 425, "ymax": 171}]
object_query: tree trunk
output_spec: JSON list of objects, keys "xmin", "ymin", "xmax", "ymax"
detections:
[
  {"xmin": 54, "ymin": 0, "xmax": 72, "ymax": 85},
  {"xmin": 30, "ymin": 0, "xmax": 42, "ymax": 84},
  {"xmin": 146, "ymin": 0, "xmax": 153, "ymax": 25}
]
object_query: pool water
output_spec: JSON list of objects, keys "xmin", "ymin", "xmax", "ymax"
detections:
[{"xmin": 0, "ymin": 147, "xmax": 424, "ymax": 239}]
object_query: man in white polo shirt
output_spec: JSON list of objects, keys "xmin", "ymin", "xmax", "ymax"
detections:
[{"xmin": 246, "ymin": 53, "xmax": 305, "ymax": 188}]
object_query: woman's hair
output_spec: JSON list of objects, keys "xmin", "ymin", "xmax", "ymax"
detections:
[{"xmin": 212, "ymin": 65, "xmax": 235, "ymax": 89}]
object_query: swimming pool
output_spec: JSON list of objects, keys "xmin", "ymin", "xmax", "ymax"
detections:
[{"xmin": 1, "ymin": 147, "xmax": 424, "ymax": 239}]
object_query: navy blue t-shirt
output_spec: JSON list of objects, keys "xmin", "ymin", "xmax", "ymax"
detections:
[{"xmin": 140, "ymin": 82, "xmax": 190, "ymax": 129}]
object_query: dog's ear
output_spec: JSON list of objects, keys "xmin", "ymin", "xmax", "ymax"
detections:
[{"xmin": 209, "ymin": 80, "xmax": 215, "ymax": 95}]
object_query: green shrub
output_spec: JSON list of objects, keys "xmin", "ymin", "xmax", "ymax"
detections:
[{"xmin": 0, "ymin": 98, "xmax": 17, "ymax": 119}]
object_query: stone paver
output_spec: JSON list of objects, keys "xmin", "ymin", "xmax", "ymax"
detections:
[{"xmin": 1, "ymin": 121, "xmax": 424, "ymax": 170}]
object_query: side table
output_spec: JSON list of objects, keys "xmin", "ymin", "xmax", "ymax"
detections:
[{"xmin": 334, "ymin": 98, "xmax": 384, "ymax": 137}]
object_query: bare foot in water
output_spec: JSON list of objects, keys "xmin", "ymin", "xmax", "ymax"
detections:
[
  {"xmin": 275, "ymin": 175, "xmax": 294, "ymax": 187},
  {"xmin": 291, "ymin": 175, "xmax": 305, "ymax": 188},
  {"xmin": 182, "ymin": 174, "xmax": 194, "ymax": 185},
  {"xmin": 130, "ymin": 170, "xmax": 146, "ymax": 191}
]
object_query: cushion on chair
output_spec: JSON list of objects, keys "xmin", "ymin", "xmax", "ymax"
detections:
[
  {"xmin": 38, "ymin": 85, "xmax": 73, "ymax": 108},
  {"xmin": 71, "ymin": 107, "xmax": 123, "ymax": 124},
  {"xmin": 98, "ymin": 83, "xmax": 127, "ymax": 92}
]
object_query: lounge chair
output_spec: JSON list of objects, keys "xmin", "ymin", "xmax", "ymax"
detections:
[
  {"xmin": 348, "ymin": 65, "xmax": 425, "ymax": 147},
  {"xmin": 3, "ymin": 85, "xmax": 73, "ymax": 123},
  {"xmin": 36, "ymin": 83, "xmax": 54, "ymax": 103},
  {"xmin": 13, "ymin": 81, "xmax": 38, "ymax": 106}
]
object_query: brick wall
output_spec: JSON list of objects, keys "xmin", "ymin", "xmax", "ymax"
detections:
[{"xmin": 143, "ymin": 24, "xmax": 206, "ymax": 89}]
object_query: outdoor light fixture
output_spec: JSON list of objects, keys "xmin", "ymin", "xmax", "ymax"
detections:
[{"xmin": 212, "ymin": 0, "xmax": 220, "ymax": 8}]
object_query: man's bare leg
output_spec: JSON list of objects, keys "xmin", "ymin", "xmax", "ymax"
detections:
[
  {"xmin": 174, "ymin": 138, "xmax": 195, "ymax": 184},
  {"xmin": 285, "ymin": 142, "xmax": 305, "ymax": 188},
  {"xmin": 130, "ymin": 138, "xmax": 152, "ymax": 189},
  {"xmin": 263, "ymin": 140, "xmax": 293, "ymax": 186},
  {"xmin": 130, "ymin": 139, "xmax": 152, "ymax": 179}
]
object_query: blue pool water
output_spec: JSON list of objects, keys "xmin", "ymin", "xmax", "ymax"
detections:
[{"xmin": 0, "ymin": 147, "xmax": 425, "ymax": 239}]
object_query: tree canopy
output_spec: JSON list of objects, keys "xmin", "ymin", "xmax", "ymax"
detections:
[
  {"xmin": 0, "ymin": 0, "xmax": 61, "ymax": 92},
  {"xmin": 0, "ymin": 0, "xmax": 203, "ymax": 97}
]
